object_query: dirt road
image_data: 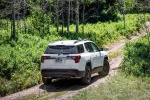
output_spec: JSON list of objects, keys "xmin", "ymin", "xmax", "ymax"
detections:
[{"xmin": 0, "ymin": 28, "xmax": 148, "ymax": 100}]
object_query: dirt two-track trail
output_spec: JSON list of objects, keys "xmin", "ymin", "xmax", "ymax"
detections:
[{"xmin": 0, "ymin": 24, "xmax": 149, "ymax": 100}]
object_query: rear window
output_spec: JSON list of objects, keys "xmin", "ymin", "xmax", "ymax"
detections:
[{"xmin": 44, "ymin": 45, "xmax": 78, "ymax": 54}]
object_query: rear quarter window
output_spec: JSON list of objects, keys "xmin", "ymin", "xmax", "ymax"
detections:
[{"xmin": 77, "ymin": 44, "xmax": 84, "ymax": 53}]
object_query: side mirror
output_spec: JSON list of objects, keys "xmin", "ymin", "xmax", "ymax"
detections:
[{"xmin": 99, "ymin": 48, "xmax": 103, "ymax": 51}]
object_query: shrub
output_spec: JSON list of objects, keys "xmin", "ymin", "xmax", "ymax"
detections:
[{"xmin": 121, "ymin": 37, "xmax": 150, "ymax": 77}]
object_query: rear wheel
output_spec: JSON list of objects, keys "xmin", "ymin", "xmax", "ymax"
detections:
[
  {"xmin": 42, "ymin": 77, "xmax": 52, "ymax": 85},
  {"xmin": 98, "ymin": 59, "xmax": 110, "ymax": 76},
  {"xmin": 81, "ymin": 66, "xmax": 91, "ymax": 85}
]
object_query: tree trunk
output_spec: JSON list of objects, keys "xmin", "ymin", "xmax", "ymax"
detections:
[
  {"xmin": 76, "ymin": 0, "xmax": 79, "ymax": 33},
  {"xmin": 49, "ymin": 3, "xmax": 52, "ymax": 33},
  {"xmin": 56, "ymin": 0, "xmax": 59, "ymax": 32},
  {"xmin": 11, "ymin": 1, "xmax": 16, "ymax": 40},
  {"xmin": 67, "ymin": 0, "xmax": 70, "ymax": 38},
  {"xmin": 97, "ymin": 1, "xmax": 100, "ymax": 21},
  {"xmin": 71, "ymin": 1, "xmax": 73, "ymax": 22},
  {"xmin": 23, "ymin": 0, "xmax": 27, "ymax": 34},
  {"xmin": 41, "ymin": 0, "xmax": 45, "ymax": 34},
  {"xmin": 123, "ymin": 0, "xmax": 126, "ymax": 29},
  {"xmin": 82, "ymin": 0, "xmax": 85, "ymax": 34},
  {"xmin": 61, "ymin": 1, "xmax": 64, "ymax": 34},
  {"xmin": 7, "ymin": 20, "xmax": 9, "ymax": 32}
]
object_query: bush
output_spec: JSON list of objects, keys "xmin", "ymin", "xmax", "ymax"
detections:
[
  {"xmin": 121, "ymin": 37, "xmax": 150, "ymax": 77},
  {"xmin": 0, "ymin": 32, "xmax": 61, "ymax": 96}
]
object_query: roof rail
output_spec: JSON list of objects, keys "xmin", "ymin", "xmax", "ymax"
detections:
[
  {"xmin": 74, "ymin": 40, "xmax": 79, "ymax": 44},
  {"xmin": 83, "ymin": 39, "xmax": 88, "ymax": 41},
  {"xmin": 74, "ymin": 39, "xmax": 89, "ymax": 44},
  {"xmin": 51, "ymin": 39, "xmax": 63, "ymax": 44}
]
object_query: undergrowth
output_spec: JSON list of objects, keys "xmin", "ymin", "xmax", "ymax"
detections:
[
  {"xmin": 121, "ymin": 36, "xmax": 150, "ymax": 77},
  {"xmin": 0, "ymin": 32, "xmax": 61, "ymax": 96}
]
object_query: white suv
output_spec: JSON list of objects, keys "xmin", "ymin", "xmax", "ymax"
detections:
[{"xmin": 41, "ymin": 40, "xmax": 109, "ymax": 85}]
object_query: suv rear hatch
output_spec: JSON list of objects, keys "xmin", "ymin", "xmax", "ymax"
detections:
[{"xmin": 41, "ymin": 45, "xmax": 81, "ymax": 69}]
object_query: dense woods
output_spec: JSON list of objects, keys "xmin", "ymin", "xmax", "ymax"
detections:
[
  {"xmin": 0, "ymin": 0, "xmax": 150, "ymax": 97},
  {"xmin": 0, "ymin": 0, "xmax": 150, "ymax": 39},
  {"xmin": 0, "ymin": 0, "xmax": 118, "ymax": 39}
]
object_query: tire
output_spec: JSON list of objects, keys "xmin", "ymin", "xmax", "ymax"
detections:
[
  {"xmin": 81, "ymin": 66, "xmax": 91, "ymax": 85},
  {"xmin": 98, "ymin": 59, "xmax": 110, "ymax": 76},
  {"xmin": 42, "ymin": 77, "xmax": 52, "ymax": 85}
]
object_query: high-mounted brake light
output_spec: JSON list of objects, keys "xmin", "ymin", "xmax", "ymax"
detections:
[
  {"xmin": 67, "ymin": 56, "xmax": 81, "ymax": 63},
  {"xmin": 41, "ymin": 56, "xmax": 51, "ymax": 63}
]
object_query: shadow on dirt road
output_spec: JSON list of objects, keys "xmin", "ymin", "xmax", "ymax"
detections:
[{"xmin": 39, "ymin": 74, "xmax": 106, "ymax": 93}]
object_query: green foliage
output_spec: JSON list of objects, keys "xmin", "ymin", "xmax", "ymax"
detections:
[
  {"xmin": 30, "ymin": 10, "xmax": 53, "ymax": 35},
  {"xmin": 0, "ymin": 78, "xmax": 9, "ymax": 96},
  {"xmin": 0, "ymin": 31, "xmax": 61, "ymax": 96},
  {"xmin": 59, "ymin": 14, "xmax": 150, "ymax": 47},
  {"xmin": 121, "ymin": 37, "xmax": 150, "ymax": 77},
  {"xmin": 117, "ymin": 0, "xmax": 150, "ymax": 13},
  {"xmin": 125, "ymin": 0, "xmax": 136, "ymax": 11}
]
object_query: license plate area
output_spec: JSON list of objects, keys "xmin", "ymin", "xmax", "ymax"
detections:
[{"xmin": 55, "ymin": 58, "xmax": 62, "ymax": 63}]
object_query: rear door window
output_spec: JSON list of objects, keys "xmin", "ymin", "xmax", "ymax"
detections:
[{"xmin": 84, "ymin": 42, "xmax": 94, "ymax": 52}]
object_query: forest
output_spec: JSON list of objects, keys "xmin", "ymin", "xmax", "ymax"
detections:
[{"xmin": 0, "ymin": 0, "xmax": 150, "ymax": 97}]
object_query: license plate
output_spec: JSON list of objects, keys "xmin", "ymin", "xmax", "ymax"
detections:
[{"xmin": 55, "ymin": 58, "xmax": 62, "ymax": 63}]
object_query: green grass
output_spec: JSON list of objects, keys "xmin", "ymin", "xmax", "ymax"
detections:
[
  {"xmin": 20, "ymin": 94, "xmax": 37, "ymax": 100},
  {"xmin": 109, "ymin": 47, "xmax": 124, "ymax": 60},
  {"xmin": 68, "ymin": 73, "xmax": 150, "ymax": 100}
]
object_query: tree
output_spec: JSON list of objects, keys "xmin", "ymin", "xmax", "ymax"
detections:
[
  {"xmin": 22, "ymin": 0, "xmax": 27, "ymax": 34},
  {"xmin": 56, "ymin": 0, "xmax": 59, "ymax": 32},
  {"xmin": 9, "ymin": 0, "xmax": 21, "ymax": 40},
  {"xmin": 75, "ymin": 0, "xmax": 79, "ymax": 33},
  {"xmin": 0, "ymin": 0, "xmax": 30, "ymax": 40},
  {"xmin": 61, "ymin": 0, "xmax": 65, "ymax": 33},
  {"xmin": 81, "ymin": 0, "xmax": 85, "ymax": 34},
  {"xmin": 123, "ymin": 0, "xmax": 126, "ymax": 29},
  {"xmin": 11, "ymin": 0, "xmax": 16, "ymax": 40},
  {"xmin": 67, "ymin": 0, "xmax": 70, "ymax": 38}
]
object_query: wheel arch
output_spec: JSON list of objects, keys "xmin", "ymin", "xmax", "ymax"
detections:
[
  {"xmin": 86, "ymin": 60, "xmax": 92, "ymax": 70},
  {"xmin": 104, "ymin": 56, "xmax": 108, "ymax": 60}
]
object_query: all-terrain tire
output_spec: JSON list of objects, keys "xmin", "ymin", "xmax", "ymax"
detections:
[
  {"xmin": 98, "ymin": 59, "xmax": 110, "ymax": 76},
  {"xmin": 81, "ymin": 66, "xmax": 91, "ymax": 85}
]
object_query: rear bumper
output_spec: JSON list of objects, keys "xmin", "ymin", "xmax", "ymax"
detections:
[{"xmin": 41, "ymin": 69, "xmax": 85, "ymax": 78}]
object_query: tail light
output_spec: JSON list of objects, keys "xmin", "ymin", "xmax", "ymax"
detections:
[
  {"xmin": 41, "ymin": 56, "xmax": 51, "ymax": 63},
  {"xmin": 67, "ymin": 55, "xmax": 81, "ymax": 63}
]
